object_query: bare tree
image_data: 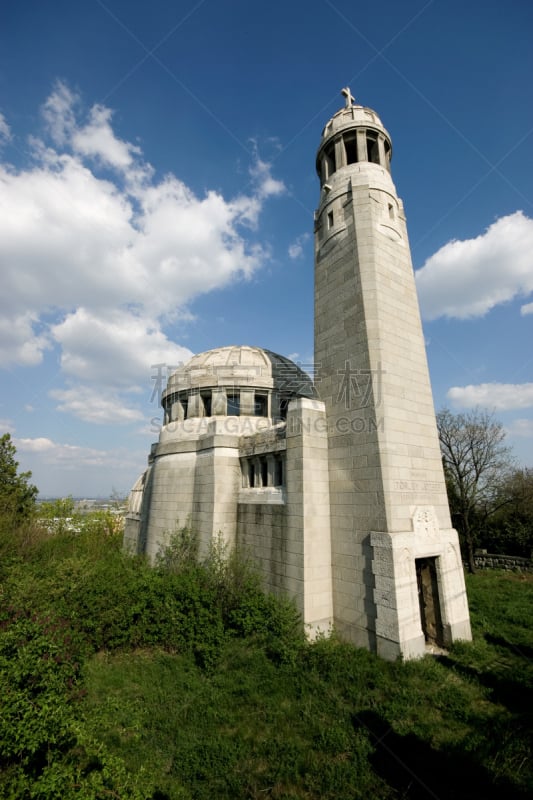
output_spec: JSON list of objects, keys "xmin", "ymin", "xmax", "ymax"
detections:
[
  {"xmin": 436, "ymin": 408, "xmax": 514, "ymax": 573},
  {"xmin": 486, "ymin": 467, "xmax": 533, "ymax": 557}
]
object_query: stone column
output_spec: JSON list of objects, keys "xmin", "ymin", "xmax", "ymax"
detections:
[
  {"xmin": 286, "ymin": 398, "xmax": 333, "ymax": 638},
  {"xmin": 240, "ymin": 388, "xmax": 255, "ymax": 416},
  {"xmin": 170, "ymin": 399, "xmax": 182, "ymax": 421},
  {"xmin": 212, "ymin": 388, "xmax": 227, "ymax": 416},
  {"xmin": 187, "ymin": 392, "xmax": 202, "ymax": 418},
  {"xmin": 377, "ymin": 135, "xmax": 386, "ymax": 168},
  {"xmin": 266, "ymin": 454, "xmax": 276, "ymax": 487},
  {"xmin": 356, "ymin": 129, "xmax": 367, "ymax": 162},
  {"xmin": 334, "ymin": 136, "xmax": 346, "ymax": 170}
]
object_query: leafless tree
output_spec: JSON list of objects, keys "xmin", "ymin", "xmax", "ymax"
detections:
[
  {"xmin": 437, "ymin": 408, "xmax": 514, "ymax": 573},
  {"xmin": 488, "ymin": 467, "xmax": 533, "ymax": 557}
]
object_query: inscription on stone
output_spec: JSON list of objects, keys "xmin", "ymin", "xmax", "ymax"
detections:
[{"xmin": 393, "ymin": 480, "xmax": 442, "ymax": 492}]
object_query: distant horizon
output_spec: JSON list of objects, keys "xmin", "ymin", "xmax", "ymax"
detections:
[{"xmin": 36, "ymin": 495, "xmax": 127, "ymax": 502}]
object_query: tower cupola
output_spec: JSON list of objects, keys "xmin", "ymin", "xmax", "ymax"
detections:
[{"xmin": 316, "ymin": 88, "xmax": 392, "ymax": 186}]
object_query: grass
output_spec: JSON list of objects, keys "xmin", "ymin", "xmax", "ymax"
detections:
[
  {"xmin": 82, "ymin": 643, "xmax": 384, "ymax": 799},
  {"xmin": 0, "ymin": 518, "xmax": 532, "ymax": 798},
  {"xmin": 80, "ymin": 571, "xmax": 533, "ymax": 799}
]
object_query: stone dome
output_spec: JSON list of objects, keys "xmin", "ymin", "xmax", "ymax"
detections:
[
  {"xmin": 161, "ymin": 345, "xmax": 316, "ymax": 422},
  {"xmin": 318, "ymin": 104, "xmax": 389, "ymax": 144},
  {"xmin": 164, "ymin": 345, "xmax": 315, "ymax": 396}
]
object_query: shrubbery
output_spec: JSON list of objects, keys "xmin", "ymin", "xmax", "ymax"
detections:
[
  {"xmin": 0, "ymin": 605, "xmax": 151, "ymax": 799},
  {"xmin": 0, "ymin": 516, "xmax": 305, "ymax": 796},
  {"xmin": 1, "ymin": 513, "xmax": 532, "ymax": 798}
]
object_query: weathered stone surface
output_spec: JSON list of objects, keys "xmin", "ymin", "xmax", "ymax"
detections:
[{"xmin": 314, "ymin": 92, "xmax": 470, "ymax": 656}]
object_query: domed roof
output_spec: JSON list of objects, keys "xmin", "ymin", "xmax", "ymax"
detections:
[
  {"xmin": 319, "ymin": 104, "xmax": 387, "ymax": 144},
  {"xmin": 316, "ymin": 90, "xmax": 391, "ymax": 165},
  {"xmin": 163, "ymin": 345, "xmax": 316, "ymax": 398}
]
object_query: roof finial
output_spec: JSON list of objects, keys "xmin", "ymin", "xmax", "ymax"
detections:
[{"xmin": 341, "ymin": 87, "xmax": 355, "ymax": 108}]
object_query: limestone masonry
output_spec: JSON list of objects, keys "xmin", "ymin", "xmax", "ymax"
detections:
[{"xmin": 125, "ymin": 90, "xmax": 472, "ymax": 658}]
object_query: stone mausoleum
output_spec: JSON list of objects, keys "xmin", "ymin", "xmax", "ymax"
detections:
[{"xmin": 125, "ymin": 90, "xmax": 472, "ymax": 659}]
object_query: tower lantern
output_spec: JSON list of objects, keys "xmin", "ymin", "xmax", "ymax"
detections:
[{"xmin": 316, "ymin": 89, "xmax": 392, "ymax": 188}]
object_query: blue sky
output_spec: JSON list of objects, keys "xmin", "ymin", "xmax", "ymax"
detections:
[{"xmin": 0, "ymin": 0, "xmax": 532, "ymax": 497}]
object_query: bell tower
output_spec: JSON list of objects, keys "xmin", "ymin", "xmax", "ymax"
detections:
[{"xmin": 314, "ymin": 90, "xmax": 471, "ymax": 658}]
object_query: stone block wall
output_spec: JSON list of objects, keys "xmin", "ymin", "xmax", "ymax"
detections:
[
  {"xmin": 473, "ymin": 553, "xmax": 532, "ymax": 571},
  {"xmin": 236, "ymin": 502, "xmax": 288, "ymax": 594}
]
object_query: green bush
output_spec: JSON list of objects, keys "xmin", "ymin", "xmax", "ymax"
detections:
[
  {"xmin": 0, "ymin": 608, "xmax": 152, "ymax": 799},
  {"xmin": 2, "ymin": 515, "xmax": 532, "ymax": 798}
]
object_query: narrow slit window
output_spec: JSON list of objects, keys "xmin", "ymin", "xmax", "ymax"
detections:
[
  {"xmin": 201, "ymin": 391, "xmax": 212, "ymax": 417},
  {"xmin": 248, "ymin": 461, "xmax": 255, "ymax": 488},
  {"xmin": 344, "ymin": 134, "xmax": 358, "ymax": 165},
  {"xmin": 384, "ymin": 139, "xmax": 391, "ymax": 170},
  {"xmin": 260, "ymin": 458, "xmax": 268, "ymax": 487},
  {"xmin": 327, "ymin": 210, "xmax": 334, "ymax": 230},
  {"xmin": 274, "ymin": 456, "xmax": 284, "ymax": 487},
  {"xmin": 323, "ymin": 142, "xmax": 336, "ymax": 178},
  {"xmin": 388, "ymin": 203, "xmax": 394, "ymax": 220},
  {"xmin": 366, "ymin": 133, "xmax": 380, "ymax": 164}
]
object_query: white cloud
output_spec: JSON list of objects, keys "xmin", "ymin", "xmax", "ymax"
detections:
[
  {"xmin": 521, "ymin": 302, "xmax": 533, "ymax": 316},
  {"xmin": 250, "ymin": 156, "xmax": 285, "ymax": 200},
  {"xmin": 0, "ymin": 83, "xmax": 283, "ymax": 421},
  {"xmin": 288, "ymin": 243, "xmax": 303, "ymax": 259},
  {"xmin": 505, "ymin": 418, "xmax": 533, "ymax": 437},
  {"xmin": 42, "ymin": 81, "xmax": 77, "ymax": 146},
  {"xmin": 0, "ymin": 418, "xmax": 15, "ymax": 433},
  {"xmin": 0, "ymin": 312, "xmax": 50, "ymax": 367},
  {"xmin": 14, "ymin": 435, "xmax": 136, "ymax": 468},
  {"xmin": 51, "ymin": 308, "xmax": 191, "ymax": 389},
  {"xmin": 288, "ymin": 232, "xmax": 310, "ymax": 260},
  {"xmin": 248, "ymin": 139, "xmax": 286, "ymax": 203},
  {"xmin": 416, "ymin": 212, "xmax": 533, "ymax": 320},
  {"xmin": 447, "ymin": 382, "xmax": 533, "ymax": 411},
  {"xmin": 13, "ymin": 434, "xmax": 149, "ymax": 497},
  {"xmin": 0, "ymin": 113, "xmax": 11, "ymax": 144},
  {"xmin": 49, "ymin": 309, "xmax": 193, "ymax": 423},
  {"xmin": 50, "ymin": 386, "xmax": 144, "ymax": 425},
  {"xmin": 72, "ymin": 104, "xmax": 140, "ymax": 169},
  {"xmin": 16, "ymin": 437, "xmax": 56, "ymax": 453}
]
